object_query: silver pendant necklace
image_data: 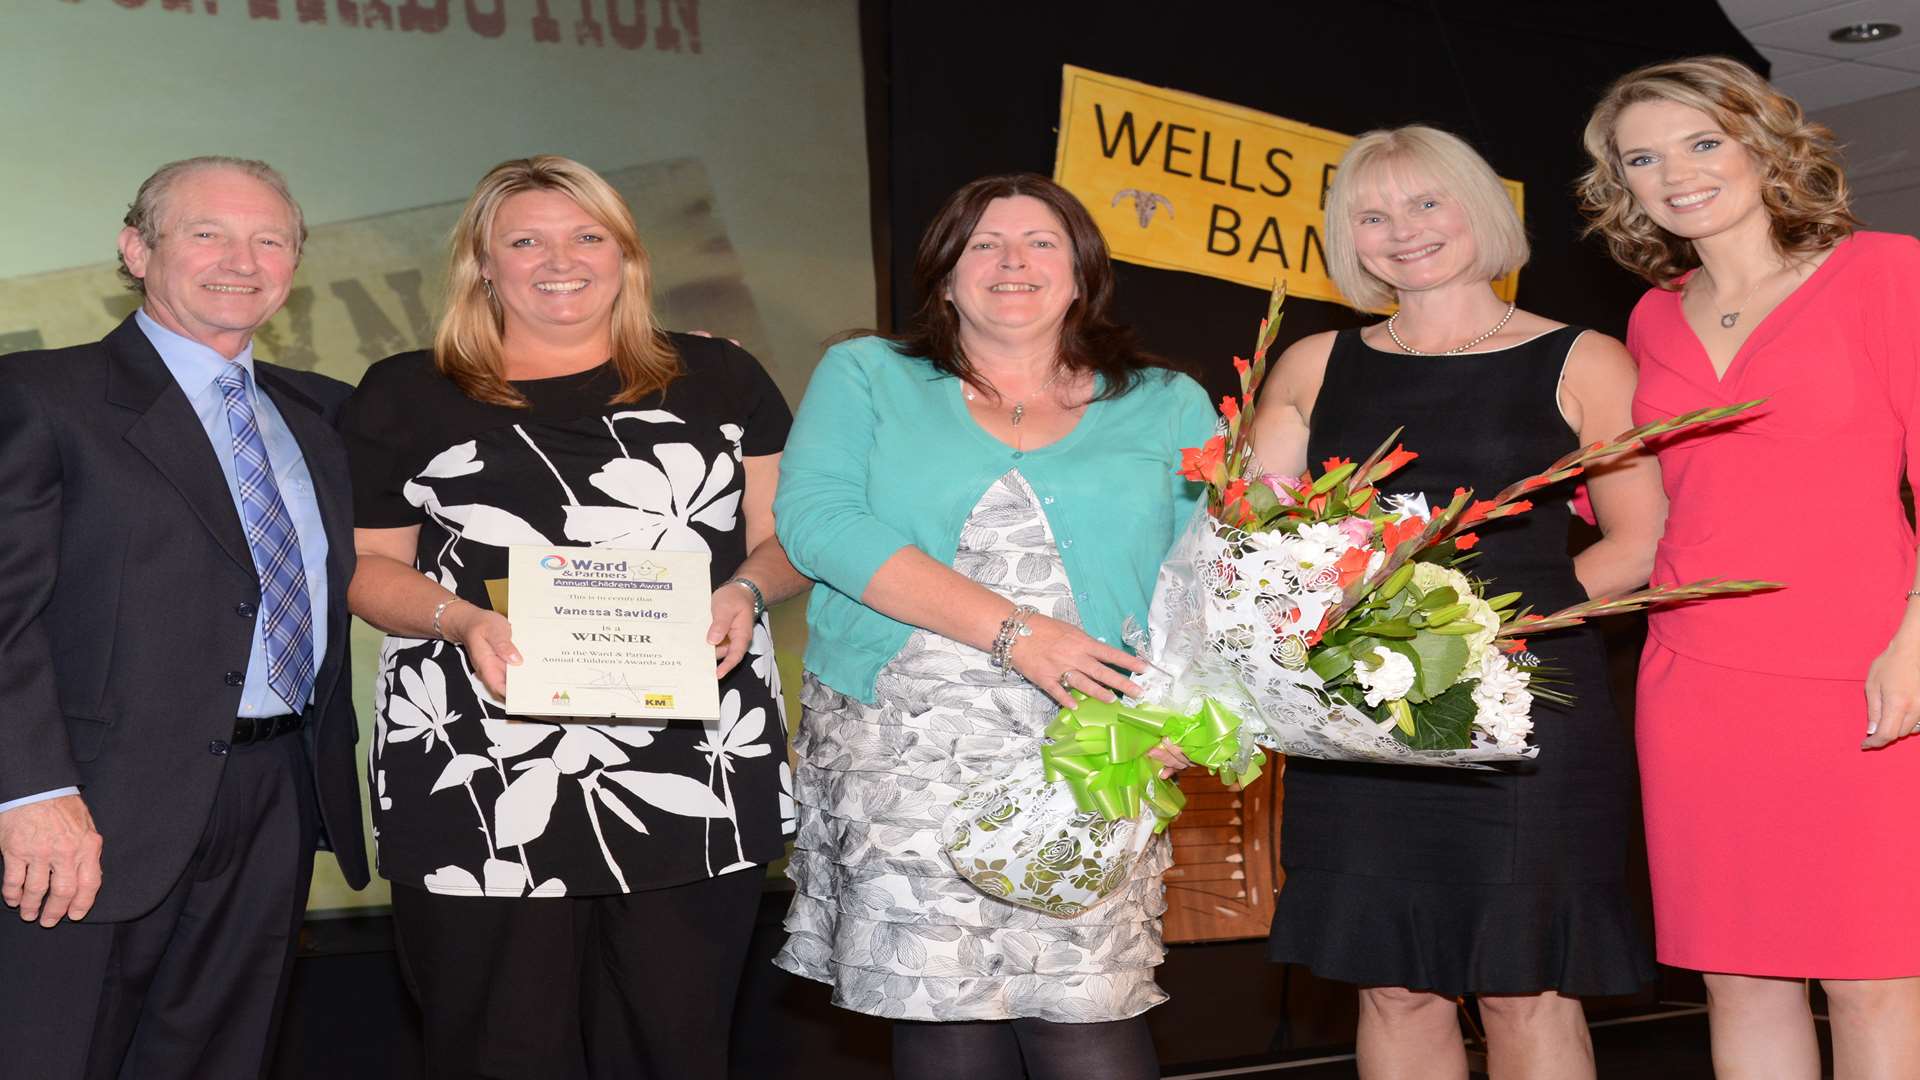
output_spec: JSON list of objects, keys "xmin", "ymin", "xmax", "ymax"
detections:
[
  {"xmin": 966, "ymin": 367, "xmax": 1065, "ymax": 426},
  {"xmin": 1701, "ymin": 269, "xmax": 1769, "ymax": 329},
  {"xmin": 1385, "ymin": 301, "xmax": 1517, "ymax": 355}
]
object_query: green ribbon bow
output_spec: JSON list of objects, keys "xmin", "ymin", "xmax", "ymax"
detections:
[{"xmin": 1041, "ymin": 693, "xmax": 1263, "ymax": 833}]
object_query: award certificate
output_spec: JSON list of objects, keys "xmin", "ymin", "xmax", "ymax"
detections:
[{"xmin": 504, "ymin": 544, "xmax": 719, "ymax": 722}]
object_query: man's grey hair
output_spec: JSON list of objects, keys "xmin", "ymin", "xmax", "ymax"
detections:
[{"xmin": 117, "ymin": 156, "xmax": 309, "ymax": 294}]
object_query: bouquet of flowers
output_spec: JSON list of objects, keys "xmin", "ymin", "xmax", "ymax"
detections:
[{"xmin": 943, "ymin": 283, "xmax": 1771, "ymax": 914}]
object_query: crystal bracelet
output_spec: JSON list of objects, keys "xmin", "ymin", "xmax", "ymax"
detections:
[{"xmin": 989, "ymin": 604, "xmax": 1039, "ymax": 670}]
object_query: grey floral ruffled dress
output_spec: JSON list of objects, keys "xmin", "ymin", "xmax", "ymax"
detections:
[{"xmin": 775, "ymin": 471, "xmax": 1172, "ymax": 1022}]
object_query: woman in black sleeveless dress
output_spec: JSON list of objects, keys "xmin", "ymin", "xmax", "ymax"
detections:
[{"xmin": 1249, "ymin": 126, "xmax": 1664, "ymax": 1079}]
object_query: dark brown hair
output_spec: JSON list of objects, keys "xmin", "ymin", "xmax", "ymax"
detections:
[
  {"xmin": 888, "ymin": 173, "xmax": 1162, "ymax": 400},
  {"xmin": 1578, "ymin": 56, "xmax": 1858, "ymax": 287}
]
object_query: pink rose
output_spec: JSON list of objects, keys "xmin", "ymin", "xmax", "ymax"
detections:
[
  {"xmin": 1337, "ymin": 516, "xmax": 1374, "ymax": 549},
  {"xmin": 1256, "ymin": 473, "xmax": 1298, "ymax": 506}
]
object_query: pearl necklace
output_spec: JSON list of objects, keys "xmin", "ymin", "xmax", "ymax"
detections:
[{"xmin": 1386, "ymin": 301, "xmax": 1517, "ymax": 355}]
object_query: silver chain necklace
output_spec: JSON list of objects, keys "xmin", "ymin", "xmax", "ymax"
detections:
[
  {"xmin": 1697, "ymin": 267, "xmax": 1771, "ymax": 329},
  {"xmin": 966, "ymin": 367, "xmax": 1065, "ymax": 427},
  {"xmin": 1386, "ymin": 301, "xmax": 1517, "ymax": 355}
]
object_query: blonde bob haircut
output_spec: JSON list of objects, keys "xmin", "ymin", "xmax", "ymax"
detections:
[
  {"xmin": 436, "ymin": 155, "xmax": 679, "ymax": 407},
  {"xmin": 1323, "ymin": 125, "xmax": 1529, "ymax": 312},
  {"xmin": 1578, "ymin": 56, "xmax": 1857, "ymax": 287}
]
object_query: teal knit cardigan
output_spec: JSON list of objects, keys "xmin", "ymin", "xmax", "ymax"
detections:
[{"xmin": 775, "ymin": 335, "xmax": 1217, "ymax": 702}]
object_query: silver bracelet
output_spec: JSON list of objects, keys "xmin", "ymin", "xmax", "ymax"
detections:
[
  {"xmin": 726, "ymin": 576, "xmax": 766, "ymax": 620},
  {"xmin": 431, "ymin": 597, "xmax": 467, "ymax": 639},
  {"xmin": 989, "ymin": 604, "xmax": 1039, "ymax": 670}
]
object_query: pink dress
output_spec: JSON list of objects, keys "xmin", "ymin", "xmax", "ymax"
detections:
[{"xmin": 1628, "ymin": 231, "xmax": 1920, "ymax": 978}]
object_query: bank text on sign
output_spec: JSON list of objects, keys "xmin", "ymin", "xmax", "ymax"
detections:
[{"xmin": 1052, "ymin": 66, "xmax": 1521, "ymax": 307}]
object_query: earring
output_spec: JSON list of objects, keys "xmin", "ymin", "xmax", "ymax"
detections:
[{"xmin": 481, "ymin": 278, "xmax": 495, "ymax": 299}]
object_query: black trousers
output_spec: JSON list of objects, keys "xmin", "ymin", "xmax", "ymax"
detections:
[
  {"xmin": 0, "ymin": 733, "xmax": 320, "ymax": 1080},
  {"xmin": 391, "ymin": 865, "xmax": 763, "ymax": 1080}
]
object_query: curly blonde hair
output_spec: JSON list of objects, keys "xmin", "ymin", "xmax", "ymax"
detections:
[
  {"xmin": 437, "ymin": 155, "xmax": 679, "ymax": 407},
  {"xmin": 1577, "ymin": 55, "xmax": 1857, "ymax": 287}
]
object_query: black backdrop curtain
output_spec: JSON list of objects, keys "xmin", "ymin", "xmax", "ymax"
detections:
[{"xmin": 864, "ymin": 0, "xmax": 1766, "ymax": 398}]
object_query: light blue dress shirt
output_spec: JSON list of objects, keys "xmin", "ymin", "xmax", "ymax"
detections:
[{"xmin": 0, "ymin": 313, "xmax": 330, "ymax": 814}]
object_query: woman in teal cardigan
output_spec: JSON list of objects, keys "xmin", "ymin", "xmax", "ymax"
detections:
[{"xmin": 772, "ymin": 174, "xmax": 1217, "ymax": 1080}]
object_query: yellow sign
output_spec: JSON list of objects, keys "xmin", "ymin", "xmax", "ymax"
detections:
[
  {"xmin": 645, "ymin": 694, "xmax": 676, "ymax": 710},
  {"xmin": 1053, "ymin": 66, "xmax": 1521, "ymax": 307}
]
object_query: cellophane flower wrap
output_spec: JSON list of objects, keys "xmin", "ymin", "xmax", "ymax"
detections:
[{"xmin": 944, "ymin": 284, "xmax": 1772, "ymax": 915}]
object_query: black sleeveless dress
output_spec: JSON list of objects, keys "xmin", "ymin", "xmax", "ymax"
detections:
[{"xmin": 1267, "ymin": 327, "xmax": 1656, "ymax": 996}]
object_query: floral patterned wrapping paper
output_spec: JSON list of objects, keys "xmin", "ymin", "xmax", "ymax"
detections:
[{"xmin": 941, "ymin": 757, "xmax": 1159, "ymax": 917}]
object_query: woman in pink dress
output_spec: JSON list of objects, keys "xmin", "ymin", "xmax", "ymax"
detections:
[{"xmin": 1579, "ymin": 57, "xmax": 1920, "ymax": 1078}]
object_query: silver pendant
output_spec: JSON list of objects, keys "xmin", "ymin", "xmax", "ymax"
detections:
[
  {"xmin": 1010, "ymin": 403, "xmax": 1025, "ymax": 425},
  {"xmin": 1721, "ymin": 312, "xmax": 1740, "ymax": 329}
]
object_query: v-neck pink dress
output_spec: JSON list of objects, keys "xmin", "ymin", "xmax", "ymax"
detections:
[{"xmin": 1628, "ymin": 231, "xmax": 1920, "ymax": 978}]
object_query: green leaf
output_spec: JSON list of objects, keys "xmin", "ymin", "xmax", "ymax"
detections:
[
  {"xmin": 1416, "ymin": 586, "xmax": 1459, "ymax": 611},
  {"xmin": 1408, "ymin": 631, "xmax": 1469, "ymax": 700},
  {"xmin": 1357, "ymin": 617, "xmax": 1417, "ymax": 639},
  {"xmin": 1485, "ymin": 591, "xmax": 1523, "ymax": 611},
  {"xmin": 1378, "ymin": 562, "xmax": 1416, "ymax": 600},
  {"xmin": 1243, "ymin": 481, "xmax": 1279, "ymax": 517},
  {"xmin": 1308, "ymin": 644, "xmax": 1354, "ymax": 682},
  {"xmin": 1392, "ymin": 681, "xmax": 1477, "ymax": 750},
  {"xmin": 1311, "ymin": 462, "xmax": 1357, "ymax": 494}
]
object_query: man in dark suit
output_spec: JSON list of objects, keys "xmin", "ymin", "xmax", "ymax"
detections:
[{"xmin": 0, "ymin": 157, "xmax": 368, "ymax": 1079}]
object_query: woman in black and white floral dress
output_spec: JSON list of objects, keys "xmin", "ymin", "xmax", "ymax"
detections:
[{"xmin": 341, "ymin": 156, "xmax": 806, "ymax": 1080}]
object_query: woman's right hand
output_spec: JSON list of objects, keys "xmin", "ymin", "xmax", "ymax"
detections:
[
  {"xmin": 443, "ymin": 601, "xmax": 522, "ymax": 703},
  {"xmin": 1009, "ymin": 612, "xmax": 1147, "ymax": 708}
]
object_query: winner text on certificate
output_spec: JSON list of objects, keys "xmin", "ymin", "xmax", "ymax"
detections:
[{"xmin": 505, "ymin": 544, "xmax": 722, "ymax": 722}]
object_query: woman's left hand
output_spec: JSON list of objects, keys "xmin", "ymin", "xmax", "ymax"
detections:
[
  {"xmin": 709, "ymin": 584, "xmax": 758, "ymax": 680},
  {"xmin": 1146, "ymin": 739, "xmax": 1193, "ymax": 779},
  {"xmin": 1863, "ymin": 638, "xmax": 1920, "ymax": 748}
]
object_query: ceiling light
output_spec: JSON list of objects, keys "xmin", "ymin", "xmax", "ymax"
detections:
[{"xmin": 1829, "ymin": 22, "xmax": 1901, "ymax": 43}]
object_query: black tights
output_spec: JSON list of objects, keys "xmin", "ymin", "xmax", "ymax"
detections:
[{"xmin": 891, "ymin": 1017, "xmax": 1159, "ymax": 1080}]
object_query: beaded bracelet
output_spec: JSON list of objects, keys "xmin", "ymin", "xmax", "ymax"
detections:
[{"xmin": 989, "ymin": 604, "xmax": 1039, "ymax": 670}]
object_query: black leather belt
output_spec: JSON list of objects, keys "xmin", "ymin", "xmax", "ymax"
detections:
[{"xmin": 232, "ymin": 714, "xmax": 304, "ymax": 745}]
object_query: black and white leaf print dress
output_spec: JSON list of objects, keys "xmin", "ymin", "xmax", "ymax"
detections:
[
  {"xmin": 775, "ymin": 471, "xmax": 1171, "ymax": 1022},
  {"xmin": 341, "ymin": 338, "xmax": 793, "ymax": 897}
]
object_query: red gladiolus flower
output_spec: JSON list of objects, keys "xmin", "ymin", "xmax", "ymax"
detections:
[
  {"xmin": 1374, "ymin": 445, "xmax": 1417, "ymax": 479},
  {"xmin": 1180, "ymin": 436, "xmax": 1228, "ymax": 483},
  {"xmin": 1321, "ymin": 455, "xmax": 1352, "ymax": 474},
  {"xmin": 1220, "ymin": 395, "xmax": 1240, "ymax": 422},
  {"xmin": 1488, "ymin": 499, "xmax": 1533, "ymax": 519},
  {"xmin": 1382, "ymin": 517, "xmax": 1425, "ymax": 551},
  {"xmin": 1233, "ymin": 356, "xmax": 1251, "ymax": 381},
  {"xmin": 1501, "ymin": 638, "xmax": 1528, "ymax": 655},
  {"xmin": 1459, "ymin": 498, "xmax": 1498, "ymax": 526},
  {"xmin": 1519, "ymin": 474, "xmax": 1553, "ymax": 492},
  {"xmin": 1333, "ymin": 546, "xmax": 1372, "ymax": 588},
  {"xmin": 1453, "ymin": 532, "xmax": 1480, "ymax": 550}
]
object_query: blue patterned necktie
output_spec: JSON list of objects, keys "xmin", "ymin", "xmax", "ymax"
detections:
[{"xmin": 214, "ymin": 365, "xmax": 315, "ymax": 711}]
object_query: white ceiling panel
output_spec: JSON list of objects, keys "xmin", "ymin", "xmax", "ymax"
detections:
[
  {"xmin": 1758, "ymin": 43, "xmax": 1844, "ymax": 73},
  {"xmin": 1851, "ymin": 38, "xmax": 1920, "ymax": 68},
  {"xmin": 1721, "ymin": 0, "xmax": 1859, "ymax": 27},
  {"xmin": 1773, "ymin": 53, "xmax": 1920, "ymax": 106},
  {"xmin": 1720, "ymin": 1, "xmax": 1920, "ymax": 107},
  {"xmin": 1742, "ymin": 0, "xmax": 1920, "ymax": 62}
]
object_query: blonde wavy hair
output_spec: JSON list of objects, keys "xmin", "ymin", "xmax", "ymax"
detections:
[
  {"xmin": 436, "ymin": 155, "xmax": 679, "ymax": 407},
  {"xmin": 1578, "ymin": 56, "xmax": 1857, "ymax": 287},
  {"xmin": 1323, "ymin": 125, "xmax": 1529, "ymax": 312}
]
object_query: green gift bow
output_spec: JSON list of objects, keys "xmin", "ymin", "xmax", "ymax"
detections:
[{"xmin": 1041, "ymin": 693, "xmax": 1264, "ymax": 833}]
